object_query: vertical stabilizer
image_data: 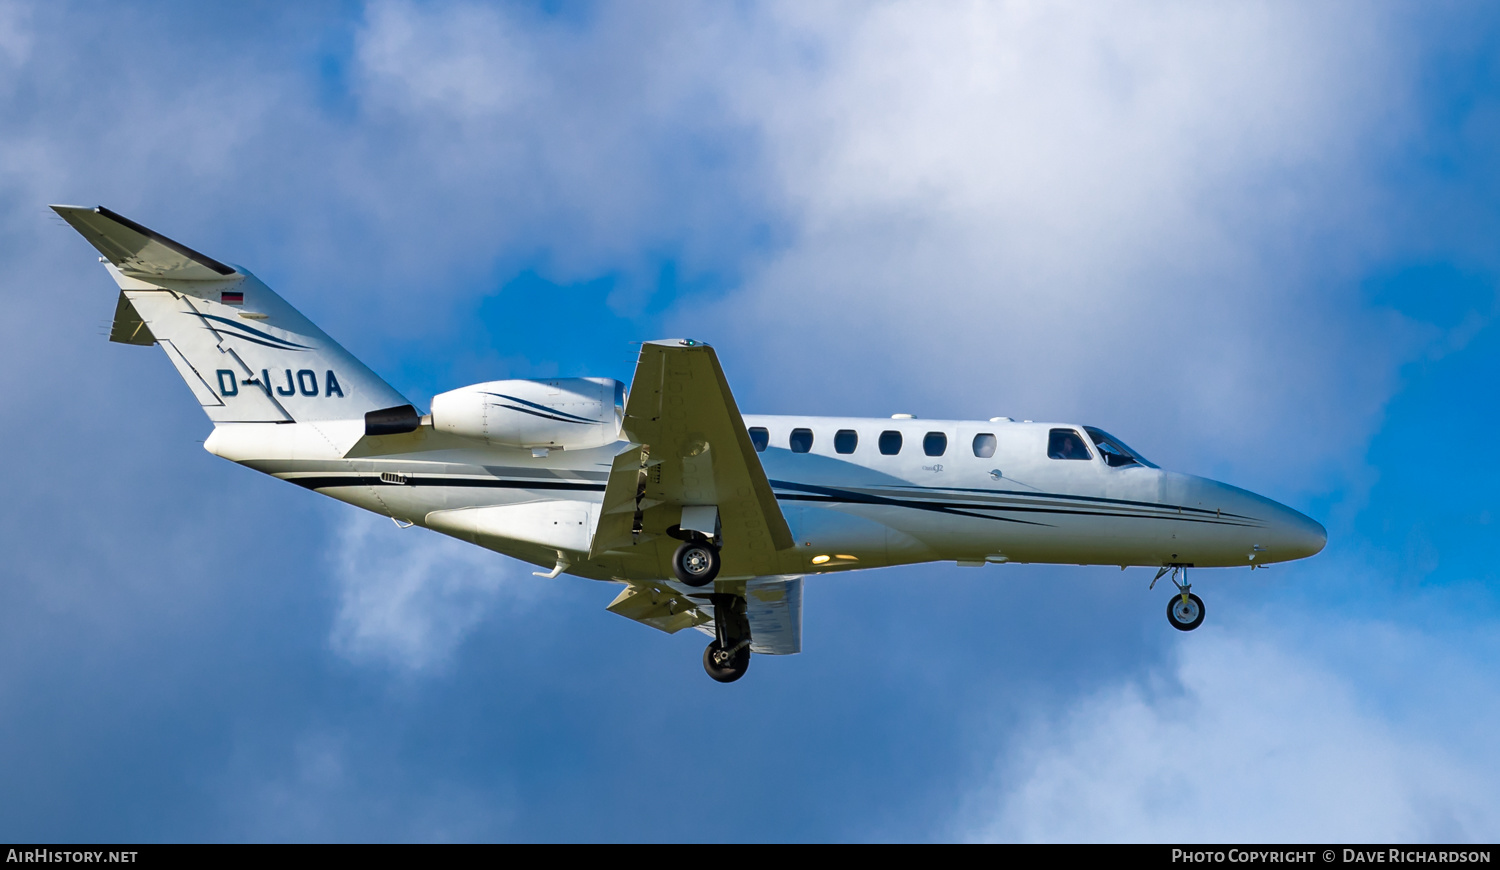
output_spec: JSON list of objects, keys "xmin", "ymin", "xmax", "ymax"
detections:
[{"xmin": 54, "ymin": 205, "xmax": 407, "ymax": 423}]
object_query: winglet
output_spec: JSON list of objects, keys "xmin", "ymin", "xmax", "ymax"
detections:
[{"xmin": 51, "ymin": 205, "xmax": 238, "ymax": 281}]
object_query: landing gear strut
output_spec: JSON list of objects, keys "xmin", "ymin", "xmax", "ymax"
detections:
[
  {"xmin": 703, "ymin": 592, "xmax": 751, "ymax": 683},
  {"xmin": 1153, "ymin": 565, "xmax": 1205, "ymax": 632}
]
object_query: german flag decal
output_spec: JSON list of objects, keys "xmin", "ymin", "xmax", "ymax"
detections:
[{"xmin": 221, "ymin": 291, "xmax": 243, "ymax": 305}]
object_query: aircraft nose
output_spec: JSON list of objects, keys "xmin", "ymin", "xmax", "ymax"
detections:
[
  {"xmin": 1269, "ymin": 503, "xmax": 1327, "ymax": 561},
  {"xmin": 1185, "ymin": 475, "xmax": 1328, "ymax": 564}
]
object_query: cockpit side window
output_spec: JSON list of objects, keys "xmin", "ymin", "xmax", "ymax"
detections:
[
  {"xmin": 1083, "ymin": 426, "xmax": 1157, "ymax": 468},
  {"xmin": 748, "ymin": 427, "xmax": 769, "ymax": 453},
  {"xmin": 1047, "ymin": 428, "xmax": 1092, "ymax": 460}
]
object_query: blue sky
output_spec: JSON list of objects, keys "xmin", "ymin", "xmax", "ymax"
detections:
[{"xmin": 0, "ymin": 0, "xmax": 1497, "ymax": 842}]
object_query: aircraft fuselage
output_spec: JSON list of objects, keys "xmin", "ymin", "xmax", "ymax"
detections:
[{"xmin": 205, "ymin": 413, "xmax": 1326, "ymax": 583}]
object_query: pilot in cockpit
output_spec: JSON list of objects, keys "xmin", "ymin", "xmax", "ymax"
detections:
[{"xmin": 1048, "ymin": 430, "xmax": 1089, "ymax": 460}]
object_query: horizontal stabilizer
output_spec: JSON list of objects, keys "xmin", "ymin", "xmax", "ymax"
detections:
[{"xmin": 51, "ymin": 205, "xmax": 237, "ymax": 281}]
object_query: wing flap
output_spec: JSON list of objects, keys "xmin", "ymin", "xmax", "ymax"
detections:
[
  {"xmin": 745, "ymin": 575, "xmax": 803, "ymax": 655},
  {"xmin": 590, "ymin": 443, "xmax": 653, "ymax": 556}
]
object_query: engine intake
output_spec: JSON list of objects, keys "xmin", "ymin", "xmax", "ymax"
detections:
[{"xmin": 429, "ymin": 377, "xmax": 624, "ymax": 450}]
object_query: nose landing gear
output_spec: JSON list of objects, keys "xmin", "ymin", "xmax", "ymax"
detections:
[{"xmin": 1153, "ymin": 565, "xmax": 1205, "ymax": 632}]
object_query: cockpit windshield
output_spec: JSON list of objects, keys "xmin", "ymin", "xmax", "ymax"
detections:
[{"xmin": 1083, "ymin": 427, "xmax": 1157, "ymax": 468}]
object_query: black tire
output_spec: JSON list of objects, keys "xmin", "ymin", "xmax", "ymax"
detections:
[
  {"xmin": 1167, "ymin": 592, "xmax": 1206, "ymax": 632},
  {"xmin": 703, "ymin": 639, "xmax": 750, "ymax": 683},
  {"xmin": 673, "ymin": 540, "xmax": 720, "ymax": 587}
]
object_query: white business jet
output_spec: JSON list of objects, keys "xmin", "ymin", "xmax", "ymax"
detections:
[{"xmin": 54, "ymin": 205, "xmax": 1326, "ymax": 683}]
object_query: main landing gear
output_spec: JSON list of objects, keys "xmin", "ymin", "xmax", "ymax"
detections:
[
  {"xmin": 703, "ymin": 592, "xmax": 751, "ymax": 683},
  {"xmin": 1153, "ymin": 565, "xmax": 1205, "ymax": 632},
  {"xmin": 673, "ymin": 540, "xmax": 721, "ymax": 587},
  {"xmin": 665, "ymin": 525, "xmax": 747, "ymax": 682},
  {"xmin": 669, "ymin": 525, "xmax": 722, "ymax": 588}
]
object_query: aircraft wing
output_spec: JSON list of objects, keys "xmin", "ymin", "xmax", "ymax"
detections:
[{"xmin": 590, "ymin": 340, "xmax": 794, "ymax": 578}]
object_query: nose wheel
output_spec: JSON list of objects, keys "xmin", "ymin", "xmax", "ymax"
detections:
[
  {"xmin": 1153, "ymin": 565, "xmax": 1205, "ymax": 632},
  {"xmin": 1167, "ymin": 592, "xmax": 1205, "ymax": 631}
]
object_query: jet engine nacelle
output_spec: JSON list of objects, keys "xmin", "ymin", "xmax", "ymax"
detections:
[{"xmin": 430, "ymin": 377, "xmax": 625, "ymax": 450}]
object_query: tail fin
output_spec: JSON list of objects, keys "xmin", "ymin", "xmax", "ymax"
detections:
[{"xmin": 54, "ymin": 205, "xmax": 407, "ymax": 423}]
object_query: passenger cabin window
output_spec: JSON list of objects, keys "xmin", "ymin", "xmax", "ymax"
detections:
[
  {"xmin": 835, "ymin": 429, "xmax": 858, "ymax": 454},
  {"xmin": 879, "ymin": 430, "xmax": 903, "ymax": 455},
  {"xmin": 923, "ymin": 432, "xmax": 948, "ymax": 456},
  {"xmin": 972, "ymin": 433, "xmax": 997, "ymax": 458},
  {"xmin": 748, "ymin": 427, "xmax": 769, "ymax": 453},
  {"xmin": 1083, "ymin": 426, "xmax": 1157, "ymax": 468},
  {"xmin": 1047, "ymin": 428, "xmax": 1092, "ymax": 460},
  {"xmin": 789, "ymin": 428, "xmax": 814, "ymax": 454}
]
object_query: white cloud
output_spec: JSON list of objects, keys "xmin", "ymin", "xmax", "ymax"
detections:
[
  {"xmin": 328, "ymin": 512, "xmax": 533, "ymax": 674},
  {"xmin": 357, "ymin": 1, "xmax": 536, "ymax": 120},
  {"xmin": 342, "ymin": 1, "xmax": 776, "ymax": 296},
  {"xmin": 965, "ymin": 618, "xmax": 1500, "ymax": 842},
  {"xmin": 325, "ymin": 2, "xmax": 1441, "ymax": 490},
  {"xmin": 689, "ymin": 2, "xmax": 1426, "ymax": 489}
]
